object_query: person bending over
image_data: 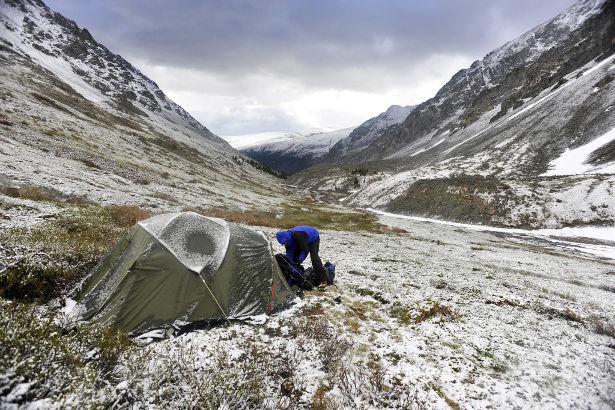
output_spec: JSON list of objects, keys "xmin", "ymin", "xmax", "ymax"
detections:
[{"xmin": 276, "ymin": 225, "xmax": 332, "ymax": 286}]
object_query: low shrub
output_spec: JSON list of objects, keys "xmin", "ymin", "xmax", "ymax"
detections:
[
  {"xmin": 415, "ymin": 303, "xmax": 461, "ymax": 323},
  {"xmin": 112, "ymin": 205, "xmax": 151, "ymax": 227},
  {"xmin": 0, "ymin": 205, "xmax": 149, "ymax": 301},
  {"xmin": 0, "ymin": 300, "xmax": 132, "ymax": 407},
  {"xmin": 390, "ymin": 302, "xmax": 413, "ymax": 324}
]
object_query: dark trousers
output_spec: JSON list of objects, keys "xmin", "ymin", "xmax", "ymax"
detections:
[{"xmin": 309, "ymin": 238, "xmax": 331, "ymax": 283}]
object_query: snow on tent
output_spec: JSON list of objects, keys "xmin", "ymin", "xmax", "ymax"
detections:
[{"xmin": 71, "ymin": 212, "xmax": 293, "ymax": 335}]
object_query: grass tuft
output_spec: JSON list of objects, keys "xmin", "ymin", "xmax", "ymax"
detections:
[{"xmin": 415, "ymin": 303, "xmax": 461, "ymax": 324}]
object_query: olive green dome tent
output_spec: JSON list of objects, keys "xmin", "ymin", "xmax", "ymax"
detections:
[{"xmin": 72, "ymin": 212, "xmax": 293, "ymax": 335}]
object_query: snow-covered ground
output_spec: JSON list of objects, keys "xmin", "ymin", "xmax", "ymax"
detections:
[
  {"xmin": 370, "ymin": 209, "xmax": 615, "ymax": 261},
  {"xmin": 543, "ymin": 125, "xmax": 615, "ymax": 176},
  {"xmin": 32, "ymin": 217, "xmax": 611, "ymax": 409}
]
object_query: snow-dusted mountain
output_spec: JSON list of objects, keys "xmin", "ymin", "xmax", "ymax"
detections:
[
  {"xmin": 238, "ymin": 127, "xmax": 354, "ymax": 174},
  {"xmin": 326, "ymin": 105, "xmax": 415, "ymax": 161},
  {"xmin": 291, "ymin": 0, "xmax": 615, "ymax": 229},
  {"xmin": 0, "ymin": 0, "xmax": 285, "ymax": 212}
]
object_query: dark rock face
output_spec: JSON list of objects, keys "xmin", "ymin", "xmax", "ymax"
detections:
[{"xmin": 240, "ymin": 148, "xmax": 310, "ymax": 175}]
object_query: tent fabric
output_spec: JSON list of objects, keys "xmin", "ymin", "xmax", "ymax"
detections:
[{"xmin": 71, "ymin": 212, "xmax": 293, "ymax": 335}]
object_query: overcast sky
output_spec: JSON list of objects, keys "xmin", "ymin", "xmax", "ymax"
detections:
[{"xmin": 45, "ymin": 0, "xmax": 576, "ymax": 136}]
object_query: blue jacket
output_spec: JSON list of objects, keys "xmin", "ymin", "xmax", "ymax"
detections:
[{"xmin": 276, "ymin": 225, "xmax": 319, "ymax": 263}]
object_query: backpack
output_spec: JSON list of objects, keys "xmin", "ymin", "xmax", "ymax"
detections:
[
  {"xmin": 275, "ymin": 254, "xmax": 336, "ymax": 290},
  {"xmin": 324, "ymin": 261, "xmax": 336, "ymax": 283},
  {"xmin": 275, "ymin": 254, "xmax": 309, "ymax": 288}
]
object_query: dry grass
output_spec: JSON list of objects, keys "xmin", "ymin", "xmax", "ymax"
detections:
[
  {"xmin": 587, "ymin": 315, "xmax": 615, "ymax": 338},
  {"xmin": 15, "ymin": 186, "xmax": 58, "ymax": 201},
  {"xmin": 0, "ymin": 184, "xmax": 89, "ymax": 205},
  {"xmin": 184, "ymin": 202, "xmax": 398, "ymax": 234},
  {"xmin": 79, "ymin": 158, "xmax": 100, "ymax": 169},
  {"xmin": 561, "ymin": 308, "xmax": 583, "ymax": 323},
  {"xmin": 112, "ymin": 205, "xmax": 151, "ymax": 227},
  {"xmin": 415, "ymin": 303, "xmax": 461, "ymax": 323},
  {"xmin": 151, "ymin": 191, "xmax": 176, "ymax": 202}
]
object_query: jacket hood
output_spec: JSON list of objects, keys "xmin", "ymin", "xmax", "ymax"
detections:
[{"xmin": 276, "ymin": 231, "xmax": 292, "ymax": 244}]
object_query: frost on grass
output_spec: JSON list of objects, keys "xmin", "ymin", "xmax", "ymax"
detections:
[{"xmin": 1, "ymin": 207, "xmax": 614, "ymax": 408}]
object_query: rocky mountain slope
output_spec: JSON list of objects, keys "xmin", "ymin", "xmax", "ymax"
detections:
[
  {"xmin": 291, "ymin": 0, "xmax": 615, "ymax": 229},
  {"xmin": 326, "ymin": 104, "xmax": 415, "ymax": 161},
  {"xmin": 0, "ymin": 0, "xmax": 287, "ymax": 221},
  {"xmin": 238, "ymin": 127, "xmax": 353, "ymax": 174},
  {"xmin": 237, "ymin": 105, "xmax": 415, "ymax": 175}
]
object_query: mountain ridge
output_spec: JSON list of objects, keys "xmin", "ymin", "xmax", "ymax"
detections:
[
  {"xmin": 290, "ymin": 0, "xmax": 615, "ymax": 229},
  {"xmin": 239, "ymin": 127, "xmax": 354, "ymax": 174},
  {"xmin": 0, "ymin": 0, "xmax": 287, "ymax": 213}
]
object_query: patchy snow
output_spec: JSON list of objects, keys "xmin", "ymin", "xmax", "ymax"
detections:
[
  {"xmin": 331, "ymin": 105, "xmax": 415, "ymax": 158},
  {"xmin": 369, "ymin": 208, "xmax": 615, "ymax": 260},
  {"xmin": 543, "ymin": 126, "xmax": 615, "ymax": 176},
  {"xmin": 86, "ymin": 220, "xmax": 614, "ymax": 409},
  {"xmin": 409, "ymin": 138, "xmax": 446, "ymax": 157}
]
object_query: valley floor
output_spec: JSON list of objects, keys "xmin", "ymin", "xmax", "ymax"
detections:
[
  {"xmin": 2, "ymin": 203, "xmax": 614, "ymax": 408},
  {"xmin": 100, "ymin": 218, "xmax": 615, "ymax": 407}
]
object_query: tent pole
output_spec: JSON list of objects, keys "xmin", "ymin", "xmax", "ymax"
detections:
[{"xmin": 198, "ymin": 273, "xmax": 230, "ymax": 324}]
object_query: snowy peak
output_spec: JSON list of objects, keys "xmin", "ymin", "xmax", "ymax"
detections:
[
  {"xmin": 327, "ymin": 104, "xmax": 415, "ymax": 160},
  {"xmin": 239, "ymin": 127, "xmax": 354, "ymax": 174},
  {"xmin": 289, "ymin": 0, "xmax": 615, "ymax": 229},
  {"xmin": 0, "ymin": 0, "xmax": 228, "ymax": 148}
]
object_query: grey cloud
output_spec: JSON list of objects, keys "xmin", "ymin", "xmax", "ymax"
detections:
[
  {"xmin": 43, "ymin": 0, "xmax": 579, "ymax": 133},
  {"xmin": 45, "ymin": 0, "xmax": 576, "ymax": 91},
  {"xmin": 192, "ymin": 105, "xmax": 307, "ymax": 136}
]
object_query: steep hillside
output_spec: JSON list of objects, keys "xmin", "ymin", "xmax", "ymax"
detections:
[
  {"xmin": 326, "ymin": 104, "xmax": 415, "ymax": 161},
  {"xmin": 0, "ymin": 0, "xmax": 287, "ymax": 221},
  {"xmin": 291, "ymin": 0, "xmax": 615, "ymax": 229},
  {"xmin": 239, "ymin": 127, "xmax": 353, "ymax": 174}
]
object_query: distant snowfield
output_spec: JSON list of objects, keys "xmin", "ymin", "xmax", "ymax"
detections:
[
  {"xmin": 222, "ymin": 131, "xmax": 294, "ymax": 149},
  {"xmin": 369, "ymin": 209, "xmax": 615, "ymax": 260},
  {"xmin": 223, "ymin": 127, "xmax": 344, "ymax": 150},
  {"xmin": 543, "ymin": 126, "xmax": 615, "ymax": 176}
]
